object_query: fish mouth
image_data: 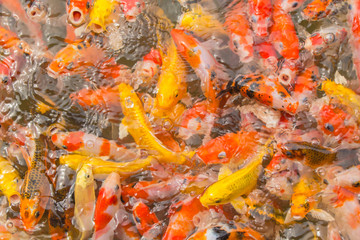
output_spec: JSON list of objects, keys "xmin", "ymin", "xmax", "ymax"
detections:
[
  {"xmin": 125, "ymin": 14, "xmax": 137, "ymax": 22},
  {"xmin": 89, "ymin": 22, "xmax": 105, "ymax": 34},
  {"xmin": 68, "ymin": 7, "xmax": 85, "ymax": 27},
  {"xmin": 27, "ymin": 2, "xmax": 47, "ymax": 22}
]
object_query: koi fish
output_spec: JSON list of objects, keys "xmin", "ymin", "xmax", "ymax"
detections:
[
  {"xmin": 152, "ymin": 41, "xmax": 187, "ymax": 118},
  {"xmin": 179, "ymin": 5, "xmax": 227, "ymax": 39},
  {"xmin": 332, "ymin": 165, "xmax": 360, "ymax": 191},
  {"xmin": 51, "ymin": 131, "xmax": 138, "ymax": 161},
  {"xmin": 285, "ymin": 175, "xmax": 334, "ymax": 223},
  {"xmin": 134, "ymin": 48, "xmax": 162, "ymax": 82},
  {"xmin": 0, "ymin": 26, "xmax": 33, "ymax": 55},
  {"xmin": 74, "ymin": 164, "xmax": 95, "ymax": 240},
  {"xmin": 254, "ymin": 41, "xmax": 278, "ymax": 72},
  {"xmin": 119, "ymin": 0, "xmax": 145, "ymax": 22},
  {"xmin": 132, "ymin": 201, "xmax": 160, "ymax": 236},
  {"xmin": 24, "ymin": 0, "xmax": 47, "ymax": 22},
  {"xmin": 275, "ymin": 0, "xmax": 305, "ymax": 12},
  {"xmin": 270, "ymin": 6, "xmax": 300, "ymax": 84},
  {"xmin": 196, "ymin": 130, "xmax": 261, "ymax": 164},
  {"xmin": 171, "ymin": 29, "xmax": 227, "ymax": 112},
  {"xmin": 310, "ymin": 101, "xmax": 360, "ymax": 146},
  {"xmin": 118, "ymin": 83, "xmax": 192, "ymax": 164},
  {"xmin": 292, "ymin": 65, "xmax": 319, "ymax": 105},
  {"xmin": 162, "ymin": 196, "xmax": 207, "ymax": 240},
  {"xmin": 187, "ymin": 222, "xmax": 265, "ymax": 240},
  {"xmin": 47, "ymin": 35, "xmax": 106, "ymax": 78},
  {"xmin": 218, "ymin": 74, "xmax": 299, "ymax": 114},
  {"xmin": 302, "ymin": 0, "xmax": 333, "ymax": 21},
  {"xmin": 94, "ymin": 172, "xmax": 122, "ymax": 240},
  {"xmin": 20, "ymin": 137, "xmax": 51, "ymax": 231},
  {"xmin": 224, "ymin": 1, "xmax": 254, "ymax": 62},
  {"xmin": 67, "ymin": 0, "xmax": 92, "ymax": 27},
  {"xmin": 280, "ymin": 141, "xmax": 337, "ymax": 168},
  {"xmin": 199, "ymin": 138, "xmax": 274, "ymax": 207},
  {"xmin": 323, "ymin": 186, "xmax": 360, "ymax": 240},
  {"xmin": 349, "ymin": 0, "xmax": 360, "ymax": 93},
  {"xmin": 88, "ymin": 0, "xmax": 121, "ymax": 33},
  {"xmin": 304, "ymin": 27, "xmax": 347, "ymax": 56},
  {"xmin": 0, "ymin": 156, "xmax": 20, "ymax": 205},
  {"xmin": 248, "ymin": 0, "xmax": 273, "ymax": 37},
  {"xmin": 59, "ymin": 154, "xmax": 152, "ymax": 177}
]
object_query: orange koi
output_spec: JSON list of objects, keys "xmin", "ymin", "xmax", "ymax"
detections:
[
  {"xmin": 248, "ymin": 0, "xmax": 273, "ymax": 37},
  {"xmin": 51, "ymin": 131, "xmax": 138, "ymax": 161},
  {"xmin": 302, "ymin": 0, "xmax": 333, "ymax": 21},
  {"xmin": 218, "ymin": 74, "xmax": 299, "ymax": 114},
  {"xmin": 0, "ymin": 26, "xmax": 33, "ymax": 55},
  {"xmin": 196, "ymin": 130, "xmax": 261, "ymax": 164},
  {"xmin": 224, "ymin": 1, "xmax": 254, "ymax": 62},
  {"xmin": 132, "ymin": 201, "xmax": 160, "ymax": 236},
  {"xmin": 47, "ymin": 35, "xmax": 106, "ymax": 78},
  {"xmin": 349, "ymin": 0, "xmax": 360, "ymax": 93},
  {"xmin": 270, "ymin": 6, "xmax": 299, "ymax": 84},
  {"xmin": 293, "ymin": 65, "xmax": 319, "ymax": 105},
  {"xmin": 94, "ymin": 172, "xmax": 122, "ymax": 240},
  {"xmin": 20, "ymin": 137, "xmax": 51, "ymax": 231},
  {"xmin": 119, "ymin": 0, "xmax": 146, "ymax": 22},
  {"xmin": 67, "ymin": 0, "xmax": 92, "ymax": 27},
  {"xmin": 162, "ymin": 196, "xmax": 206, "ymax": 240},
  {"xmin": 171, "ymin": 29, "xmax": 227, "ymax": 112}
]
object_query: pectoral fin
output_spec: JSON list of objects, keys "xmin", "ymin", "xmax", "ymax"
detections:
[{"xmin": 309, "ymin": 209, "xmax": 335, "ymax": 222}]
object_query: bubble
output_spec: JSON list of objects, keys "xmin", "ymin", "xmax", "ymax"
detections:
[
  {"xmin": 275, "ymin": 184, "xmax": 281, "ymax": 190},
  {"xmin": 316, "ymin": 167, "xmax": 326, "ymax": 177},
  {"xmin": 162, "ymin": 118, "xmax": 173, "ymax": 131},
  {"xmin": 86, "ymin": 140, "xmax": 94, "ymax": 149},
  {"xmin": 125, "ymin": 97, "xmax": 134, "ymax": 108},
  {"xmin": 275, "ymin": 164, "xmax": 281, "ymax": 171},
  {"xmin": 233, "ymin": 215, "xmax": 241, "ymax": 222}
]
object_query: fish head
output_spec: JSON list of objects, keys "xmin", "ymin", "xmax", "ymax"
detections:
[
  {"xmin": 302, "ymin": 0, "xmax": 330, "ymax": 21},
  {"xmin": 67, "ymin": 0, "xmax": 92, "ymax": 26},
  {"xmin": 199, "ymin": 185, "xmax": 229, "ymax": 207},
  {"xmin": 120, "ymin": 0, "xmax": 145, "ymax": 22},
  {"xmin": 77, "ymin": 164, "xmax": 94, "ymax": 188},
  {"xmin": 102, "ymin": 172, "xmax": 121, "ymax": 196},
  {"xmin": 250, "ymin": 14, "xmax": 272, "ymax": 37},
  {"xmin": 47, "ymin": 44, "xmax": 81, "ymax": 78},
  {"xmin": 26, "ymin": 0, "xmax": 47, "ymax": 22},
  {"xmin": 20, "ymin": 194, "xmax": 46, "ymax": 231},
  {"xmin": 171, "ymin": 29, "xmax": 202, "ymax": 67},
  {"xmin": 279, "ymin": 0, "xmax": 305, "ymax": 12},
  {"xmin": 154, "ymin": 71, "xmax": 185, "ymax": 113},
  {"xmin": 317, "ymin": 104, "xmax": 359, "ymax": 141},
  {"xmin": 290, "ymin": 195, "xmax": 310, "ymax": 220},
  {"xmin": 229, "ymin": 33, "xmax": 254, "ymax": 63},
  {"xmin": 305, "ymin": 28, "xmax": 347, "ymax": 55}
]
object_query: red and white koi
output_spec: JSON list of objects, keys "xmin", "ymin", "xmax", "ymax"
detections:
[
  {"xmin": 224, "ymin": 1, "xmax": 254, "ymax": 62},
  {"xmin": 94, "ymin": 172, "xmax": 122, "ymax": 240},
  {"xmin": 248, "ymin": 0, "xmax": 273, "ymax": 37},
  {"xmin": 119, "ymin": 0, "xmax": 146, "ymax": 22},
  {"xmin": 51, "ymin": 131, "xmax": 138, "ymax": 161}
]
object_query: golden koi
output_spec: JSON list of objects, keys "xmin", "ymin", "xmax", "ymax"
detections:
[
  {"xmin": 0, "ymin": 156, "xmax": 20, "ymax": 205},
  {"xmin": 118, "ymin": 83, "xmax": 193, "ymax": 164},
  {"xmin": 88, "ymin": 0, "xmax": 120, "ymax": 33},
  {"xmin": 74, "ymin": 164, "xmax": 95, "ymax": 240},
  {"xmin": 200, "ymin": 138, "xmax": 274, "ymax": 207},
  {"xmin": 152, "ymin": 40, "xmax": 187, "ymax": 117},
  {"xmin": 59, "ymin": 154, "xmax": 153, "ymax": 176}
]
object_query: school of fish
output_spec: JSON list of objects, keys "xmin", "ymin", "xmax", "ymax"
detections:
[{"xmin": 0, "ymin": 0, "xmax": 359, "ymax": 239}]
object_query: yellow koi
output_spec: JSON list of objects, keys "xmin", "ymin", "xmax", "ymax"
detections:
[
  {"xmin": 320, "ymin": 80, "xmax": 360, "ymax": 122},
  {"xmin": 152, "ymin": 40, "xmax": 187, "ymax": 118},
  {"xmin": 0, "ymin": 156, "xmax": 20, "ymax": 205},
  {"xmin": 74, "ymin": 164, "xmax": 95, "ymax": 240},
  {"xmin": 59, "ymin": 154, "xmax": 153, "ymax": 176},
  {"xmin": 118, "ymin": 83, "xmax": 193, "ymax": 164},
  {"xmin": 200, "ymin": 138, "xmax": 274, "ymax": 207},
  {"xmin": 88, "ymin": 0, "xmax": 120, "ymax": 33},
  {"xmin": 179, "ymin": 5, "xmax": 227, "ymax": 39},
  {"xmin": 285, "ymin": 174, "xmax": 334, "ymax": 223}
]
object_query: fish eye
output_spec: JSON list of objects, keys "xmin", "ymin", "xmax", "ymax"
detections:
[
  {"xmin": 325, "ymin": 123, "xmax": 334, "ymax": 132},
  {"xmin": 352, "ymin": 182, "xmax": 360, "ymax": 187},
  {"xmin": 115, "ymin": 184, "xmax": 120, "ymax": 191},
  {"xmin": 136, "ymin": 2, "xmax": 141, "ymax": 8},
  {"xmin": 324, "ymin": 33, "xmax": 335, "ymax": 44},
  {"xmin": 218, "ymin": 151, "xmax": 227, "ymax": 159},
  {"xmin": 292, "ymin": 2, "xmax": 298, "ymax": 8},
  {"xmin": 86, "ymin": 1, "xmax": 90, "ymax": 9},
  {"xmin": 284, "ymin": 150, "xmax": 295, "ymax": 158},
  {"xmin": 35, "ymin": 211, "xmax": 40, "ymax": 218},
  {"xmin": 2, "ymin": 76, "xmax": 9, "ymax": 84},
  {"xmin": 120, "ymin": 3, "xmax": 124, "ymax": 10},
  {"xmin": 86, "ymin": 174, "xmax": 90, "ymax": 179},
  {"xmin": 67, "ymin": 0, "xmax": 70, "ymax": 5},
  {"xmin": 251, "ymin": 15, "xmax": 257, "ymax": 23},
  {"xmin": 303, "ymin": 202, "xmax": 310, "ymax": 210}
]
